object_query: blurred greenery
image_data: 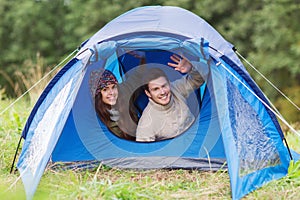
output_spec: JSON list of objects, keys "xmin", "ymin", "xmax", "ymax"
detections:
[{"xmin": 0, "ymin": 0, "xmax": 299, "ymax": 121}]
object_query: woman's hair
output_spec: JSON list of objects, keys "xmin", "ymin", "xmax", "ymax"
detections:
[
  {"xmin": 93, "ymin": 54, "xmax": 147, "ymax": 141},
  {"xmin": 94, "ymin": 81, "xmax": 137, "ymax": 141},
  {"xmin": 94, "ymin": 92, "xmax": 112, "ymax": 128},
  {"xmin": 94, "ymin": 70, "xmax": 117, "ymax": 126},
  {"xmin": 94, "ymin": 70, "xmax": 120, "ymax": 135},
  {"xmin": 95, "ymin": 86, "xmax": 136, "ymax": 140}
]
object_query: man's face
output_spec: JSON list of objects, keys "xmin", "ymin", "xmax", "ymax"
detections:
[{"xmin": 145, "ymin": 76, "xmax": 171, "ymax": 106}]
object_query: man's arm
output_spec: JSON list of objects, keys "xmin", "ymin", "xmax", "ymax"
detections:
[{"xmin": 168, "ymin": 55, "xmax": 205, "ymax": 98}]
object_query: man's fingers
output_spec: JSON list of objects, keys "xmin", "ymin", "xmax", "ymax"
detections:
[
  {"xmin": 170, "ymin": 54, "xmax": 181, "ymax": 63},
  {"xmin": 167, "ymin": 62, "xmax": 177, "ymax": 68},
  {"xmin": 169, "ymin": 56, "xmax": 178, "ymax": 63}
]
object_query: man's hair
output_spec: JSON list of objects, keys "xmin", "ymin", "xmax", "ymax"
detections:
[{"xmin": 142, "ymin": 67, "xmax": 169, "ymax": 92}]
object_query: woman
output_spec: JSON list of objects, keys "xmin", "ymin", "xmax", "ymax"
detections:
[
  {"xmin": 92, "ymin": 50, "xmax": 148, "ymax": 140},
  {"xmin": 94, "ymin": 69, "xmax": 137, "ymax": 140}
]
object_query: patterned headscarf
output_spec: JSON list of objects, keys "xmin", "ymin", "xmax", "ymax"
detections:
[
  {"xmin": 95, "ymin": 70, "xmax": 118, "ymax": 96},
  {"xmin": 89, "ymin": 69, "xmax": 118, "ymax": 98}
]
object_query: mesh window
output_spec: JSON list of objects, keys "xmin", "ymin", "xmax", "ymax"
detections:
[{"xmin": 227, "ymin": 80, "xmax": 281, "ymax": 176}]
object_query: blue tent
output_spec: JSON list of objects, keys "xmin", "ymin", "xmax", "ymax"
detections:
[{"xmin": 16, "ymin": 6, "xmax": 297, "ymax": 200}]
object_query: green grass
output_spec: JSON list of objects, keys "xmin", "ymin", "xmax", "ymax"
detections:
[{"xmin": 0, "ymin": 99, "xmax": 299, "ymax": 200}]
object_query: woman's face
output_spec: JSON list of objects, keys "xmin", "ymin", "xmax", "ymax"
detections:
[{"xmin": 101, "ymin": 84, "xmax": 118, "ymax": 106}]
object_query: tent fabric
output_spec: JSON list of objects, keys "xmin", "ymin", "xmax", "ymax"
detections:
[
  {"xmin": 78, "ymin": 6, "xmax": 243, "ymax": 68},
  {"xmin": 16, "ymin": 6, "xmax": 297, "ymax": 200},
  {"xmin": 17, "ymin": 59, "xmax": 87, "ymax": 199}
]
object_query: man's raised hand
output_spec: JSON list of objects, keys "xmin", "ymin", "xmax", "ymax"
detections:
[{"xmin": 167, "ymin": 54, "xmax": 192, "ymax": 73}]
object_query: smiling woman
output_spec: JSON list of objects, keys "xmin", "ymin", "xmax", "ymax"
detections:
[
  {"xmin": 100, "ymin": 84, "xmax": 118, "ymax": 105},
  {"xmin": 92, "ymin": 58, "xmax": 145, "ymax": 141},
  {"xmin": 94, "ymin": 70, "xmax": 128, "ymax": 139},
  {"xmin": 96, "ymin": 70, "xmax": 119, "ymax": 106}
]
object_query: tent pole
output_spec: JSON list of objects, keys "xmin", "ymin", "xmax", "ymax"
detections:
[
  {"xmin": 10, "ymin": 136, "xmax": 22, "ymax": 174},
  {"xmin": 283, "ymin": 138, "xmax": 293, "ymax": 160}
]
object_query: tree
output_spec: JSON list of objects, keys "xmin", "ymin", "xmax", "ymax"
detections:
[{"xmin": 0, "ymin": 0, "xmax": 298, "ymax": 121}]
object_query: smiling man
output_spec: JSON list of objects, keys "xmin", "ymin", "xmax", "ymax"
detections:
[{"xmin": 135, "ymin": 54, "xmax": 205, "ymax": 142}]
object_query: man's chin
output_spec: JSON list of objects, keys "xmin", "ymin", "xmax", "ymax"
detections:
[{"xmin": 158, "ymin": 98, "xmax": 170, "ymax": 105}]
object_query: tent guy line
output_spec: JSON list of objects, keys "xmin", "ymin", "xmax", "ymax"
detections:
[
  {"xmin": 0, "ymin": 49, "xmax": 79, "ymax": 116},
  {"xmin": 235, "ymin": 50, "xmax": 300, "ymax": 111},
  {"xmin": 208, "ymin": 45, "xmax": 299, "ymax": 138},
  {"xmin": 218, "ymin": 60, "xmax": 300, "ymax": 139}
]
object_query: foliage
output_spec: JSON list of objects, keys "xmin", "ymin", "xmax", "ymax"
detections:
[
  {"xmin": 0, "ymin": 0, "xmax": 300, "ymax": 121},
  {"xmin": 0, "ymin": 53, "xmax": 56, "ymax": 103},
  {"xmin": 275, "ymin": 87, "xmax": 300, "ymax": 122},
  {"xmin": 249, "ymin": 160, "xmax": 300, "ymax": 199},
  {"xmin": 0, "ymin": 0, "xmax": 299, "ymax": 121},
  {"xmin": 193, "ymin": 1, "xmax": 300, "ymax": 123}
]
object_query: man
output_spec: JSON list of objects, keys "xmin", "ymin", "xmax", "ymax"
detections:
[{"xmin": 136, "ymin": 54, "xmax": 206, "ymax": 142}]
